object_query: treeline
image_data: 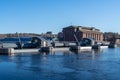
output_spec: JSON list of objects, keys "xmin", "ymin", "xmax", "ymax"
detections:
[{"xmin": 0, "ymin": 33, "xmax": 41, "ymax": 38}]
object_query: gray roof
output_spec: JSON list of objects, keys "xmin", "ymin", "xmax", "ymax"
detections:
[
  {"xmin": 32, "ymin": 36, "xmax": 47, "ymax": 41},
  {"xmin": 63, "ymin": 25, "xmax": 100, "ymax": 31}
]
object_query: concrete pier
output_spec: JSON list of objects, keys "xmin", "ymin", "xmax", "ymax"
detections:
[
  {"xmin": 108, "ymin": 43, "xmax": 117, "ymax": 48},
  {"xmin": 70, "ymin": 46, "xmax": 108, "ymax": 51},
  {"xmin": 40, "ymin": 47, "xmax": 70, "ymax": 52},
  {"xmin": 0, "ymin": 48, "xmax": 14, "ymax": 54},
  {"xmin": 53, "ymin": 47, "xmax": 69, "ymax": 51},
  {"xmin": 0, "ymin": 45, "xmax": 108, "ymax": 55},
  {"xmin": 0, "ymin": 48, "xmax": 40, "ymax": 54},
  {"xmin": 40, "ymin": 47, "xmax": 53, "ymax": 52},
  {"xmin": 14, "ymin": 49, "xmax": 39, "ymax": 53},
  {"xmin": 70, "ymin": 46, "xmax": 91, "ymax": 50},
  {"xmin": 92, "ymin": 45, "xmax": 100, "ymax": 50}
]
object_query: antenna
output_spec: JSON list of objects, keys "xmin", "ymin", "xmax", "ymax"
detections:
[{"xmin": 70, "ymin": 22, "xmax": 73, "ymax": 26}]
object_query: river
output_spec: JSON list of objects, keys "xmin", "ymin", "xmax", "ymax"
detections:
[{"xmin": 0, "ymin": 47, "xmax": 120, "ymax": 80}]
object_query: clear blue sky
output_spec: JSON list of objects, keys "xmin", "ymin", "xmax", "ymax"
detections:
[{"xmin": 0, "ymin": 0, "xmax": 120, "ymax": 34}]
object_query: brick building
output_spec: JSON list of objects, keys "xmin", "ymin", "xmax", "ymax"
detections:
[{"xmin": 63, "ymin": 25, "xmax": 103, "ymax": 42}]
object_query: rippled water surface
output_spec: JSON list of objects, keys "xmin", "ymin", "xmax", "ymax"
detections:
[{"xmin": 0, "ymin": 48, "xmax": 120, "ymax": 80}]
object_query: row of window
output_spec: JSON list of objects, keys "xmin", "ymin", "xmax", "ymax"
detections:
[{"xmin": 83, "ymin": 33, "xmax": 102, "ymax": 41}]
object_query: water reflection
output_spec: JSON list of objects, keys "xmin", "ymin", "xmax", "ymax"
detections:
[
  {"xmin": 12, "ymin": 49, "xmax": 104, "ymax": 70},
  {"xmin": 0, "ymin": 48, "xmax": 120, "ymax": 80}
]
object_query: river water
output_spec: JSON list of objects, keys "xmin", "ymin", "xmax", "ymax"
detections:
[{"xmin": 0, "ymin": 48, "xmax": 120, "ymax": 80}]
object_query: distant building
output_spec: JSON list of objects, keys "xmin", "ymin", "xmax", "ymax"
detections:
[
  {"xmin": 115, "ymin": 37, "xmax": 120, "ymax": 44},
  {"xmin": 46, "ymin": 31, "xmax": 52, "ymax": 35},
  {"xmin": 103, "ymin": 32, "xmax": 119, "ymax": 42},
  {"xmin": 0, "ymin": 34, "xmax": 7, "ymax": 39},
  {"xmin": 41, "ymin": 32, "xmax": 57, "ymax": 41},
  {"xmin": 63, "ymin": 25, "xmax": 103, "ymax": 42}
]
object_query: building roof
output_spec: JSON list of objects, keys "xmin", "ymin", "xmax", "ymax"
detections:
[
  {"xmin": 64, "ymin": 25, "xmax": 100, "ymax": 30},
  {"xmin": 32, "ymin": 36, "xmax": 47, "ymax": 41}
]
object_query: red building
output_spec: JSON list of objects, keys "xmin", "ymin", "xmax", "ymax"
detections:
[{"xmin": 63, "ymin": 25, "xmax": 103, "ymax": 42}]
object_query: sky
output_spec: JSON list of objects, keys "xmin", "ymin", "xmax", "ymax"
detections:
[{"xmin": 0, "ymin": 0, "xmax": 120, "ymax": 34}]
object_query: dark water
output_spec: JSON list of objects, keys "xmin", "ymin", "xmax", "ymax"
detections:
[
  {"xmin": 0, "ymin": 37, "xmax": 31, "ymax": 43},
  {"xmin": 0, "ymin": 48, "xmax": 120, "ymax": 80}
]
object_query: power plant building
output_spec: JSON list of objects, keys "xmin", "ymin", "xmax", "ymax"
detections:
[{"xmin": 63, "ymin": 25, "xmax": 103, "ymax": 42}]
